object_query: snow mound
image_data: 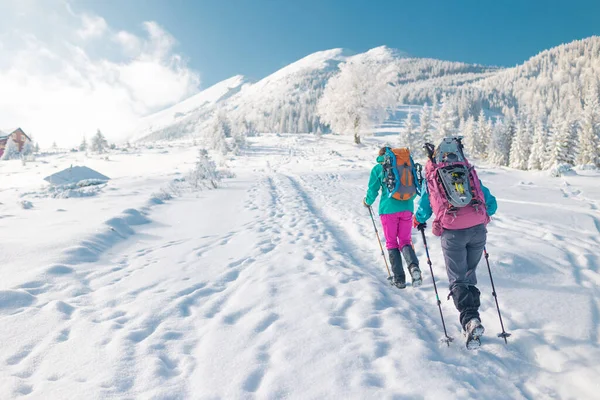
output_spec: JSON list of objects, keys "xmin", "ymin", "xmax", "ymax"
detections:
[
  {"xmin": 44, "ymin": 166, "xmax": 110, "ymax": 185},
  {"xmin": 0, "ymin": 290, "xmax": 35, "ymax": 312},
  {"xmin": 549, "ymin": 163, "xmax": 577, "ymax": 177}
]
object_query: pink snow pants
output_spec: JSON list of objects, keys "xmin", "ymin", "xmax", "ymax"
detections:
[{"xmin": 380, "ymin": 211, "xmax": 413, "ymax": 250}]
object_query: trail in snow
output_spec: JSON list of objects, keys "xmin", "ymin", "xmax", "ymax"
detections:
[{"xmin": 1, "ymin": 135, "xmax": 599, "ymax": 399}]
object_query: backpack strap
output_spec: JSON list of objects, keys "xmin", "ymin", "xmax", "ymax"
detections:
[
  {"xmin": 385, "ymin": 148, "xmax": 401, "ymax": 198},
  {"xmin": 410, "ymin": 155, "xmax": 421, "ymax": 196}
]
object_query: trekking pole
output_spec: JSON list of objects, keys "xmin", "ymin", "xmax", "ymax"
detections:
[
  {"xmin": 419, "ymin": 226, "xmax": 454, "ymax": 346},
  {"xmin": 483, "ymin": 247, "xmax": 511, "ymax": 344},
  {"xmin": 367, "ymin": 205, "xmax": 392, "ymax": 280}
]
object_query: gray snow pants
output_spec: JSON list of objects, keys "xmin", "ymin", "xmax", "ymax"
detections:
[{"xmin": 440, "ymin": 224, "xmax": 487, "ymax": 329}]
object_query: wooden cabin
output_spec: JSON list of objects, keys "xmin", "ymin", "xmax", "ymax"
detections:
[{"xmin": 0, "ymin": 128, "xmax": 32, "ymax": 158}]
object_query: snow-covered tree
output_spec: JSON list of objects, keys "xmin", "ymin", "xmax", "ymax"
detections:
[
  {"xmin": 79, "ymin": 137, "xmax": 87, "ymax": 152},
  {"xmin": 189, "ymin": 148, "xmax": 220, "ymax": 189},
  {"xmin": 462, "ymin": 115, "xmax": 477, "ymax": 157},
  {"xmin": 91, "ymin": 130, "xmax": 108, "ymax": 153},
  {"xmin": 208, "ymin": 113, "xmax": 229, "ymax": 155},
  {"xmin": 509, "ymin": 118, "xmax": 532, "ymax": 170},
  {"xmin": 317, "ymin": 55, "xmax": 398, "ymax": 144},
  {"xmin": 1, "ymin": 136, "xmax": 20, "ymax": 160},
  {"xmin": 21, "ymin": 140, "xmax": 34, "ymax": 156},
  {"xmin": 419, "ymin": 103, "xmax": 433, "ymax": 147},
  {"xmin": 400, "ymin": 111, "xmax": 416, "ymax": 148},
  {"xmin": 476, "ymin": 109, "xmax": 491, "ymax": 157},
  {"xmin": 34, "ymin": 142, "xmax": 40, "ymax": 153},
  {"xmin": 528, "ymin": 118, "xmax": 548, "ymax": 170},
  {"xmin": 547, "ymin": 116, "xmax": 578, "ymax": 166},
  {"xmin": 488, "ymin": 119, "xmax": 510, "ymax": 166},
  {"xmin": 434, "ymin": 94, "xmax": 457, "ymax": 143},
  {"xmin": 577, "ymin": 83, "xmax": 600, "ymax": 166}
]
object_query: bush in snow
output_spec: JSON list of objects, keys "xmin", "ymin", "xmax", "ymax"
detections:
[
  {"xmin": 20, "ymin": 200, "xmax": 33, "ymax": 209},
  {"xmin": 548, "ymin": 163, "xmax": 576, "ymax": 177},
  {"xmin": 188, "ymin": 149, "xmax": 220, "ymax": 189}
]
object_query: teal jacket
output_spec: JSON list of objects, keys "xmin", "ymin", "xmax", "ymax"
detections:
[
  {"xmin": 414, "ymin": 180, "xmax": 498, "ymax": 223},
  {"xmin": 365, "ymin": 156, "xmax": 416, "ymax": 215}
]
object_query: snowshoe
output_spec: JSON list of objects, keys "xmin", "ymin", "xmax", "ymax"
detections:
[{"xmin": 464, "ymin": 318, "xmax": 485, "ymax": 350}]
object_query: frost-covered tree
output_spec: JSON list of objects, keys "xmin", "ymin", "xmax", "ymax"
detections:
[
  {"xmin": 577, "ymin": 83, "xmax": 600, "ymax": 166},
  {"xmin": 79, "ymin": 137, "xmax": 87, "ymax": 152},
  {"xmin": 91, "ymin": 130, "xmax": 108, "ymax": 154},
  {"xmin": 476, "ymin": 110, "xmax": 491, "ymax": 157},
  {"xmin": 462, "ymin": 115, "xmax": 477, "ymax": 157},
  {"xmin": 189, "ymin": 148, "xmax": 220, "ymax": 189},
  {"xmin": 400, "ymin": 111, "xmax": 416, "ymax": 148},
  {"xmin": 488, "ymin": 119, "xmax": 510, "ymax": 166},
  {"xmin": 317, "ymin": 55, "xmax": 398, "ymax": 144},
  {"xmin": 1, "ymin": 136, "xmax": 20, "ymax": 160},
  {"xmin": 208, "ymin": 113, "xmax": 229, "ymax": 155},
  {"xmin": 528, "ymin": 118, "xmax": 548, "ymax": 170},
  {"xmin": 21, "ymin": 140, "xmax": 34, "ymax": 156},
  {"xmin": 509, "ymin": 119, "xmax": 532, "ymax": 170},
  {"xmin": 34, "ymin": 142, "xmax": 40, "ymax": 153},
  {"xmin": 419, "ymin": 103, "xmax": 433, "ymax": 146},
  {"xmin": 434, "ymin": 94, "xmax": 457, "ymax": 143},
  {"xmin": 547, "ymin": 116, "xmax": 578, "ymax": 166}
]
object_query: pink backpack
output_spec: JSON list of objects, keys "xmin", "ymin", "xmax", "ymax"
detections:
[{"xmin": 424, "ymin": 138, "xmax": 490, "ymax": 236}]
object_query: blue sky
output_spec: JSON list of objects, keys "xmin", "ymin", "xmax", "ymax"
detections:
[
  {"xmin": 1, "ymin": 0, "xmax": 598, "ymax": 145},
  {"xmin": 80, "ymin": 0, "xmax": 600, "ymax": 87}
]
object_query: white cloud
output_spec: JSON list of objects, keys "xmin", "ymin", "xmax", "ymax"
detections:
[
  {"xmin": 0, "ymin": 1, "xmax": 200, "ymax": 147},
  {"xmin": 77, "ymin": 14, "xmax": 108, "ymax": 39}
]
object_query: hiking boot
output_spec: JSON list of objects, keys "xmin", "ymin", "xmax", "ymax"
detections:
[
  {"xmin": 392, "ymin": 275, "xmax": 406, "ymax": 289},
  {"xmin": 464, "ymin": 318, "xmax": 485, "ymax": 350},
  {"xmin": 388, "ymin": 249, "xmax": 406, "ymax": 288},
  {"xmin": 409, "ymin": 265, "xmax": 422, "ymax": 287}
]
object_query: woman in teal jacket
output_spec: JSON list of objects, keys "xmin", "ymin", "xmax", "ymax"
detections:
[{"xmin": 364, "ymin": 147, "xmax": 422, "ymax": 288}]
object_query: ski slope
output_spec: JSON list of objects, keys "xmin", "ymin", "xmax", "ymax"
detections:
[{"xmin": 1, "ymin": 135, "xmax": 599, "ymax": 399}]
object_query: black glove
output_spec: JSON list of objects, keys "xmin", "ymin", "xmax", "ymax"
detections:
[{"xmin": 417, "ymin": 222, "xmax": 427, "ymax": 231}]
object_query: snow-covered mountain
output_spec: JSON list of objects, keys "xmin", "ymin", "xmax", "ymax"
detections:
[
  {"xmin": 131, "ymin": 46, "xmax": 500, "ymax": 142},
  {"xmin": 476, "ymin": 36, "xmax": 600, "ymax": 117},
  {"xmin": 131, "ymin": 36, "xmax": 600, "ymax": 149}
]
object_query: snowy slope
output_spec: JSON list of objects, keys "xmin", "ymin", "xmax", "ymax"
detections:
[
  {"xmin": 131, "ymin": 75, "xmax": 247, "ymax": 142},
  {"xmin": 1, "ymin": 135, "xmax": 599, "ymax": 399},
  {"xmin": 131, "ymin": 47, "xmax": 500, "ymax": 142}
]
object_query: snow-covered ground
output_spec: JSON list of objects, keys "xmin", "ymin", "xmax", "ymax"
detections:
[{"xmin": 1, "ymin": 134, "xmax": 599, "ymax": 399}]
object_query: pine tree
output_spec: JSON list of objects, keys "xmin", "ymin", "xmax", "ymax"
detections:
[
  {"xmin": 509, "ymin": 118, "xmax": 532, "ymax": 170},
  {"xmin": 189, "ymin": 148, "xmax": 220, "ymax": 189},
  {"xmin": 91, "ymin": 130, "xmax": 108, "ymax": 154},
  {"xmin": 419, "ymin": 103, "xmax": 433, "ymax": 146},
  {"xmin": 208, "ymin": 113, "xmax": 229, "ymax": 155},
  {"xmin": 577, "ymin": 83, "xmax": 600, "ymax": 166},
  {"xmin": 400, "ymin": 111, "xmax": 415, "ymax": 148},
  {"xmin": 21, "ymin": 140, "xmax": 34, "ymax": 156},
  {"xmin": 476, "ymin": 109, "xmax": 490, "ymax": 157},
  {"xmin": 528, "ymin": 118, "xmax": 548, "ymax": 170},
  {"xmin": 547, "ymin": 115, "xmax": 577, "ymax": 166},
  {"xmin": 79, "ymin": 137, "xmax": 88, "ymax": 152},
  {"xmin": 462, "ymin": 115, "xmax": 477, "ymax": 157},
  {"xmin": 434, "ymin": 94, "xmax": 456, "ymax": 143},
  {"xmin": 488, "ymin": 119, "xmax": 509, "ymax": 166}
]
